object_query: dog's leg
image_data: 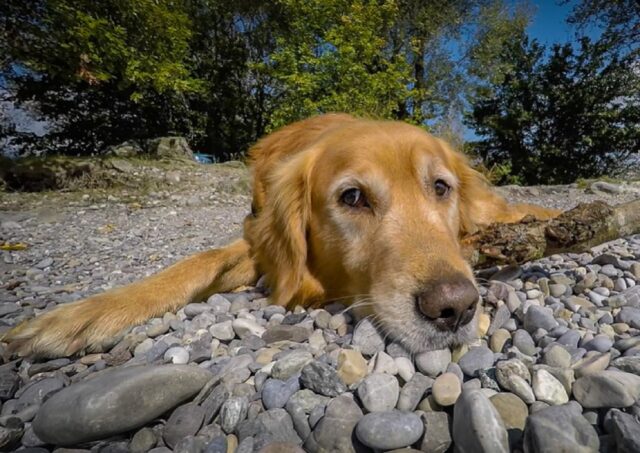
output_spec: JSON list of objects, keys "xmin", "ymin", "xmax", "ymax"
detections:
[{"xmin": 2, "ymin": 239, "xmax": 258, "ymax": 358}]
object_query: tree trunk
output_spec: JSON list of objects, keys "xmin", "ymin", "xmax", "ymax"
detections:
[{"xmin": 463, "ymin": 199, "xmax": 640, "ymax": 268}]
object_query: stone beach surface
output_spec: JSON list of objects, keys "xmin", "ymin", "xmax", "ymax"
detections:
[{"xmin": 1, "ymin": 163, "xmax": 640, "ymax": 452}]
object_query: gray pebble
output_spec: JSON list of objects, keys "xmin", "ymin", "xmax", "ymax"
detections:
[{"xmin": 355, "ymin": 410, "xmax": 423, "ymax": 450}]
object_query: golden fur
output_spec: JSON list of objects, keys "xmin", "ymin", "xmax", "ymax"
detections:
[{"xmin": 3, "ymin": 114, "xmax": 559, "ymax": 357}]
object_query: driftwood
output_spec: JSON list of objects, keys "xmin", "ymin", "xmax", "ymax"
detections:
[{"xmin": 463, "ymin": 199, "xmax": 640, "ymax": 268}]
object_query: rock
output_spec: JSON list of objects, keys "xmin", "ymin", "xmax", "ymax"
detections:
[
  {"xmin": 147, "ymin": 136, "xmax": 194, "ymax": 160},
  {"xmin": 232, "ymin": 318, "xmax": 265, "ymax": 339},
  {"xmin": 512, "ymin": 330, "xmax": 537, "ymax": 356},
  {"xmin": 271, "ymin": 351, "xmax": 313, "ymax": 380},
  {"xmin": 163, "ymin": 403, "xmax": 205, "ymax": 449},
  {"xmin": 357, "ymin": 373, "xmax": 399, "ymax": 412},
  {"xmin": 352, "ymin": 318, "xmax": 385, "ymax": 356},
  {"xmin": 415, "ymin": 349, "xmax": 451, "ymax": 378},
  {"xmin": 107, "ymin": 140, "xmax": 144, "ymax": 157},
  {"xmin": 164, "ymin": 347, "xmax": 190, "ymax": 365},
  {"xmin": 309, "ymin": 394, "xmax": 363, "ymax": 452},
  {"xmin": 33, "ymin": 365, "xmax": 212, "ymax": 445},
  {"xmin": 453, "ymin": 389, "xmax": 509, "ymax": 453},
  {"xmin": 130, "ymin": 427, "xmax": 157, "ymax": 453},
  {"xmin": 490, "ymin": 392, "xmax": 528, "ymax": 431},
  {"xmin": 458, "ymin": 346, "xmax": 494, "ymax": 377},
  {"xmin": 238, "ymin": 408, "xmax": 302, "ymax": 450},
  {"xmin": 288, "ymin": 389, "xmax": 330, "ymax": 414},
  {"xmin": 262, "ymin": 325, "xmax": 310, "ymax": 344},
  {"xmin": 432, "ymin": 373, "xmax": 461, "ymax": 406},
  {"xmin": 373, "ymin": 351, "xmax": 398, "ymax": 375},
  {"xmin": 609, "ymin": 409, "xmax": 640, "ymax": 453},
  {"xmin": 495, "ymin": 359, "xmax": 535, "ymax": 404},
  {"xmin": 532, "ymin": 369, "xmax": 569, "ymax": 405},
  {"xmin": 300, "ymin": 361, "xmax": 347, "ymax": 397},
  {"xmin": 543, "ymin": 345, "xmax": 571, "ymax": 368},
  {"xmin": 337, "ymin": 349, "xmax": 368, "ymax": 385},
  {"xmin": 397, "ymin": 373, "xmax": 433, "ymax": 411},
  {"xmin": 419, "ymin": 411, "xmax": 451, "ymax": 453},
  {"xmin": 262, "ymin": 376, "xmax": 300, "ymax": 410},
  {"xmin": 355, "ymin": 411, "xmax": 423, "ymax": 451},
  {"xmin": 573, "ymin": 370, "xmax": 640, "ymax": 408},
  {"xmin": 220, "ymin": 397, "xmax": 249, "ymax": 433},
  {"xmin": 394, "ymin": 357, "xmax": 415, "ymax": 382},
  {"xmin": 490, "ymin": 329, "xmax": 511, "ymax": 353},
  {"xmin": 523, "ymin": 403, "xmax": 599, "ymax": 453},
  {"xmin": 488, "ymin": 305, "xmax": 511, "ymax": 336},
  {"xmin": 573, "ymin": 352, "xmax": 610, "ymax": 378},
  {"xmin": 524, "ymin": 305, "xmax": 558, "ymax": 333},
  {"xmin": 611, "ymin": 356, "xmax": 640, "ymax": 375},
  {"xmin": 210, "ymin": 321, "xmax": 235, "ymax": 341}
]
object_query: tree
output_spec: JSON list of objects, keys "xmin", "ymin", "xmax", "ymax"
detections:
[{"xmin": 467, "ymin": 33, "xmax": 640, "ymax": 184}]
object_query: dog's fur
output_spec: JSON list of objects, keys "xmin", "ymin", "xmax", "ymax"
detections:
[{"xmin": 3, "ymin": 114, "xmax": 560, "ymax": 358}]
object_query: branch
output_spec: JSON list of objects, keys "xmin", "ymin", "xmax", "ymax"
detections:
[{"xmin": 463, "ymin": 199, "xmax": 640, "ymax": 268}]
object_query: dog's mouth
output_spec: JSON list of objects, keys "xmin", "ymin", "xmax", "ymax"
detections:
[{"xmin": 363, "ymin": 293, "xmax": 479, "ymax": 353}]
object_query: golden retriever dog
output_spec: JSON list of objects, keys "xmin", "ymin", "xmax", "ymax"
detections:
[{"xmin": 3, "ymin": 114, "xmax": 559, "ymax": 358}]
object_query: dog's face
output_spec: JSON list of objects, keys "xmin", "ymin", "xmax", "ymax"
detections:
[
  {"xmin": 251, "ymin": 119, "xmax": 495, "ymax": 352},
  {"xmin": 306, "ymin": 122, "xmax": 479, "ymax": 350}
]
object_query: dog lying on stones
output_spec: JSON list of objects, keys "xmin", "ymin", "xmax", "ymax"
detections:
[{"xmin": 2, "ymin": 114, "xmax": 560, "ymax": 358}]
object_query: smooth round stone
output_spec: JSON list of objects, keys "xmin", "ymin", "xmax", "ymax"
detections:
[
  {"xmin": 357, "ymin": 373, "xmax": 400, "ymax": 412},
  {"xmin": 33, "ymin": 365, "xmax": 212, "ymax": 445},
  {"xmin": 490, "ymin": 392, "xmax": 528, "ymax": 430},
  {"xmin": 556, "ymin": 329, "xmax": 581, "ymax": 348},
  {"xmin": 458, "ymin": 346, "xmax": 494, "ymax": 377},
  {"xmin": 397, "ymin": 373, "xmax": 433, "ymax": 412},
  {"xmin": 583, "ymin": 335, "xmax": 613, "ymax": 353},
  {"xmin": 524, "ymin": 305, "xmax": 558, "ymax": 333},
  {"xmin": 262, "ymin": 325, "xmax": 310, "ymax": 344},
  {"xmin": 415, "ymin": 348, "xmax": 451, "ymax": 378},
  {"xmin": 523, "ymin": 404, "xmax": 599, "ymax": 452},
  {"xmin": 611, "ymin": 356, "xmax": 640, "ymax": 375},
  {"xmin": 549, "ymin": 284, "xmax": 567, "ymax": 297},
  {"xmin": 573, "ymin": 370, "xmax": 640, "ymax": 408},
  {"xmin": 543, "ymin": 345, "xmax": 571, "ymax": 368},
  {"xmin": 220, "ymin": 396, "xmax": 249, "ymax": 433},
  {"xmin": 163, "ymin": 403, "xmax": 205, "ymax": 449},
  {"xmin": 574, "ymin": 352, "xmax": 611, "ymax": 378},
  {"xmin": 355, "ymin": 411, "xmax": 423, "ymax": 450},
  {"xmin": 432, "ymin": 372, "xmax": 461, "ymax": 406},
  {"xmin": 352, "ymin": 318, "xmax": 385, "ymax": 356},
  {"xmin": 532, "ymin": 369, "xmax": 568, "ymax": 405},
  {"xmin": 490, "ymin": 329, "xmax": 511, "ymax": 353},
  {"xmin": 164, "ymin": 347, "xmax": 189, "ymax": 365},
  {"xmin": 130, "ymin": 427, "xmax": 157, "ymax": 453},
  {"xmin": 512, "ymin": 330, "xmax": 536, "ymax": 356},
  {"xmin": 453, "ymin": 389, "xmax": 509, "ymax": 453},
  {"xmin": 210, "ymin": 321, "xmax": 235, "ymax": 341},
  {"xmin": 232, "ymin": 318, "xmax": 265, "ymax": 339},
  {"xmin": 373, "ymin": 351, "xmax": 398, "ymax": 375}
]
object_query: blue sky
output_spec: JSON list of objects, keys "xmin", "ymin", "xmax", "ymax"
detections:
[{"xmin": 526, "ymin": 0, "xmax": 600, "ymax": 45}]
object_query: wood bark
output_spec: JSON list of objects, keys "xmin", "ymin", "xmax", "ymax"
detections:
[{"xmin": 463, "ymin": 199, "xmax": 640, "ymax": 268}]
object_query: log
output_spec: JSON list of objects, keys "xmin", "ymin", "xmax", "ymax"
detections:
[{"xmin": 463, "ymin": 199, "xmax": 640, "ymax": 268}]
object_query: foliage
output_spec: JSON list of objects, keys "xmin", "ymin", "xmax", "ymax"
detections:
[{"xmin": 466, "ymin": 33, "xmax": 640, "ymax": 184}]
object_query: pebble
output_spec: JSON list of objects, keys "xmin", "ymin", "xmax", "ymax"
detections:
[
  {"xmin": 523, "ymin": 403, "xmax": 599, "ymax": 452},
  {"xmin": 337, "ymin": 349, "xmax": 368, "ymax": 385},
  {"xmin": 495, "ymin": 359, "xmax": 535, "ymax": 404},
  {"xmin": 357, "ymin": 373, "xmax": 399, "ymax": 412},
  {"xmin": 262, "ymin": 325, "xmax": 310, "ymax": 344},
  {"xmin": 458, "ymin": 346, "xmax": 494, "ymax": 377},
  {"xmin": 210, "ymin": 321, "xmax": 235, "ymax": 341},
  {"xmin": 608, "ymin": 409, "xmax": 640, "ymax": 453},
  {"xmin": 419, "ymin": 411, "xmax": 452, "ymax": 453},
  {"xmin": 524, "ymin": 305, "xmax": 558, "ymax": 333},
  {"xmin": 452, "ymin": 389, "xmax": 509, "ymax": 453},
  {"xmin": 232, "ymin": 318, "xmax": 265, "ymax": 339},
  {"xmin": 32, "ymin": 365, "xmax": 212, "ymax": 445},
  {"xmin": 432, "ymin": 372, "xmax": 461, "ymax": 406},
  {"xmin": 262, "ymin": 377, "xmax": 300, "ymax": 410},
  {"xmin": 532, "ymin": 369, "xmax": 569, "ymax": 405},
  {"xmin": 415, "ymin": 348, "xmax": 451, "ymax": 378},
  {"xmin": 300, "ymin": 363, "xmax": 345, "ymax": 398},
  {"xmin": 490, "ymin": 328, "xmax": 511, "ymax": 353},
  {"xmin": 573, "ymin": 370, "xmax": 640, "ymax": 408},
  {"xmin": 397, "ymin": 373, "xmax": 433, "ymax": 411},
  {"xmin": 271, "ymin": 351, "xmax": 313, "ymax": 380},
  {"xmin": 163, "ymin": 403, "xmax": 205, "ymax": 449},
  {"xmin": 309, "ymin": 394, "xmax": 363, "ymax": 452},
  {"xmin": 164, "ymin": 347, "xmax": 189, "ymax": 364},
  {"xmin": 352, "ymin": 318, "xmax": 385, "ymax": 356},
  {"xmin": 355, "ymin": 411, "xmax": 423, "ymax": 450}
]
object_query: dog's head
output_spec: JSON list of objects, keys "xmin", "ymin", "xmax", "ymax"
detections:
[{"xmin": 251, "ymin": 119, "xmax": 504, "ymax": 351}]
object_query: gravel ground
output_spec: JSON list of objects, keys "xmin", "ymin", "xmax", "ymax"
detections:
[{"xmin": 1, "ymin": 164, "xmax": 640, "ymax": 452}]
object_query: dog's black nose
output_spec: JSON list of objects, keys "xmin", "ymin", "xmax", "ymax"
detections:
[{"xmin": 416, "ymin": 275, "xmax": 479, "ymax": 331}]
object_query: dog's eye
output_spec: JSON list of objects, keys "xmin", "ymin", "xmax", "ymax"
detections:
[
  {"xmin": 340, "ymin": 188, "xmax": 370, "ymax": 209},
  {"xmin": 434, "ymin": 179, "xmax": 450, "ymax": 197}
]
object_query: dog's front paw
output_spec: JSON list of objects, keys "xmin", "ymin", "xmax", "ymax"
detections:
[{"xmin": 2, "ymin": 294, "xmax": 133, "ymax": 359}]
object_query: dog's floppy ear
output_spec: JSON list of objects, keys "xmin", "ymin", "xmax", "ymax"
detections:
[
  {"xmin": 251, "ymin": 149, "xmax": 324, "ymax": 307},
  {"xmin": 445, "ymin": 141, "xmax": 560, "ymax": 236},
  {"xmin": 443, "ymin": 140, "xmax": 515, "ymax": 236}
]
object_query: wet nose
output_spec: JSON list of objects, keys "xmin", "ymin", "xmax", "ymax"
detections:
[{"xmin": 415, "ymin": 274, "xmax": 479, "ymax": 331}]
